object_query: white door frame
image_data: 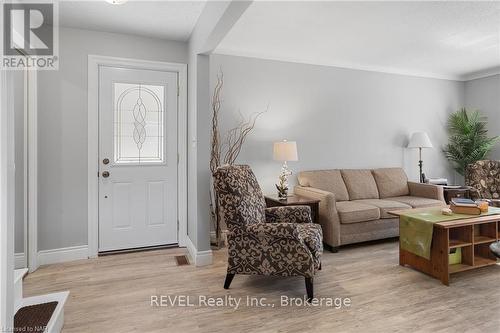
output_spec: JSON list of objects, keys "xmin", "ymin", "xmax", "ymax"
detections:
[
  {"xmin": 87, "ymin": 55, "xmax": 187, "ymax": 258},
  {"xmin": 26, "ymin": 68, "xmax": 38, "ymax": 272},
  {"xmin": 11, "ymin": 51, "xmax": 38, "ymax": 272},
  {"xmin": 0, "ymin": 69, "xmax": 15, "ymax": 329},
  {"xmin": 20, "ymin": 67, "xmax": 28, "ymax": 269}
]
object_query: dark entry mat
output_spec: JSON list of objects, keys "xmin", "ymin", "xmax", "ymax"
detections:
[
  {"xmin": 15, "ymin": 301, "xmax": 58, "ymax": 332},
  {"xmin": 175, "ymin": 255, "xmax": 190, "ymax": 266}
]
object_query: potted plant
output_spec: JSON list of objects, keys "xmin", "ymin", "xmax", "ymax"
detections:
[{"xmin": 443, "ymin": 108, "xmax": 498, "ymax": 180}]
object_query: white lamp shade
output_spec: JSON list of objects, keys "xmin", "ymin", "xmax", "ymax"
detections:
[
  {"xmin": 408, "ymin": 132, "xmax": 433, "ymax": 148},
  {"xmin": 273, "ymin": 141, "xmax": 298, "ymax": 161}
]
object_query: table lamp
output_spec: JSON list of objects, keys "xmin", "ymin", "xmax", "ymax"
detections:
[
  {"xmin": 408, "ymin": 132, "xmax": 433, "ymax": 183},
  {"xmin": 273, "ymin": 140, "xmax": 298, "ymax": 198}
]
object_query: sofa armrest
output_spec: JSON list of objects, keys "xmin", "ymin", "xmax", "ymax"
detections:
[
  {"xmin": 294, "ymin": 186, "xmax": 341, "ymax": 247},
  {"xmin": 265, "ymin": 206, "xmax": 312, "ymax": 224},
  {"xmin": 408, "ymin": 182, "xmax": 445, "ymax": 202}
]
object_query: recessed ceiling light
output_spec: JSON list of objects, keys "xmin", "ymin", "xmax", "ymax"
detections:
[{"xmin": 105, "ymin": 0, "xmax": 128, "ymax": 5}]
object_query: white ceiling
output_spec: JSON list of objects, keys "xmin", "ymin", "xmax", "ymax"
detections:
[
  {"xmin": 59, "ymin": 0, "xmax": 206, "ymax": 42},
  {"xmin": 215, "ymin": 1, "xmax": 500, "ymax": 81}
]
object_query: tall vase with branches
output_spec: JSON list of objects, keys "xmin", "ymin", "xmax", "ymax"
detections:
[
  {"xmin": 209, "ymin": 71, "xmax": 266, "ymax": 247},
  {"xmin": 443, "ymin": 108, "xmax": 498, "ymax": 181}
]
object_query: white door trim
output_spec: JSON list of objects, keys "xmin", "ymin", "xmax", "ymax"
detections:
[
  {"xmin": 21, "ymin": 68, "xmax": 28, "ymax": 269},
  {"xmin": 87, "ymin": 55, "xmax": 188, "ymax": 258},
  {"xmin": 27, "ymin": 69, "xmax": 38, "ymax": 272},
  {"xmin": 0, "ymin": 68, "xmax": 15, "ymax": 329}
]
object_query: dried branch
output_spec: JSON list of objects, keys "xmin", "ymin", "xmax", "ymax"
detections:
[
  {"xmin": 208, "ymin": 69, "xmax": 267, "ymax": 247},
  {"xmin": 223, "ymin": 108, "xmax": 267, "ymax": 165},
  {"xmin": 209, "ymin": 71, "xmax": 223, "ymax": 175}
]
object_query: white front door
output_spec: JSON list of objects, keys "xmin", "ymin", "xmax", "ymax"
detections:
[{"xmin": 98, "ymin": 66, "xmax": 178, "ymax": 252}]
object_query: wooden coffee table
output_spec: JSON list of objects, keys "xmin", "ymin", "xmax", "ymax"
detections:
[{"xmin": 390, "ymin": 208, "xmax": 500, "ymax": 285}]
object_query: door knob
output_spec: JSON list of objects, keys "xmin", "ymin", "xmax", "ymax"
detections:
[
  {"xmin": 102, "ymin": 171, "xmax": 110, "ymax": 178},
  {"xmin": 103, "ymin": 158, "xmax": 110, "ymax": 165}
]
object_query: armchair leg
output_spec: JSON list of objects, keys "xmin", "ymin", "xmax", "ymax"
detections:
[
  {"xmin": 224, "ymin": 273, "xmax": 235, "ymax": 289},
  {"xmin": 305, "ymin": 277, "xmax": 314, "ymax": 302}
]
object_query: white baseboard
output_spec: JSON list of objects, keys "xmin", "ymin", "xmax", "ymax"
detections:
[
  {"xmin": 186, "ymin": 236, "xmax": 213, "ymax": 267},
  {"xmin": 15, "ymin": 252, "xmax": 26, "ymax": 269},
  {"xmin": 38, "ymin": 245, "xmax": 89, "ymax": 266}
]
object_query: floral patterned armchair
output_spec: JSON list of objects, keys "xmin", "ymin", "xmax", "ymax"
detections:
[
  {"xmin": 214, "ymin": 165, "xmax": 323, "ymax": 300},
  {"xmin": 465, "ymin": 160, "xmax": 500, "ymax": 207}
]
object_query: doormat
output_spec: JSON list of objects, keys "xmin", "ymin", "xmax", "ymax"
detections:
[
  {"xmin": 175, "ymin": 255, "xmax": 190, "ymax": 266},
  {"xmin": 15, "ymin": 301, "xmax": 58, "ymax": 332}
]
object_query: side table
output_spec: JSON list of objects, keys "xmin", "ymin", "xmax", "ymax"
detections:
[
  {"xmin": 265, "ymin": 194, "xmax": 320, "ymax": 224},
  {"xmin": 443, "ymin": 187, "xmax": 470, "ymax": 204}
]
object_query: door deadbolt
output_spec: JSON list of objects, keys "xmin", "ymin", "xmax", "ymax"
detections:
[
  {"xmin": 103, "ymin": 158, "xmax": 110, "ymax": 165},
  {"xmin": 102, "ymin": 171, "xmax": 110, "ymax": 178}
]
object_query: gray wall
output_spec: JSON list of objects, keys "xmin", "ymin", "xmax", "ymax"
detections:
[
  {"xmin": 187, "ymin": 0, "xmax": 243, "ymax": 253},
  {"xmin": 37, "ymin": 27, "xmax": 188, "ymax": 251},
  {"xmin": 14, "ymin": 70, "xmax": 24, "ymax": 255},
  {"xmin": 210, "ymin": 54, "xmax": 465, "ymax": 193},
  {"xmin": 464, "ymin": 74, "xmax": 500, "ymax": 159}
]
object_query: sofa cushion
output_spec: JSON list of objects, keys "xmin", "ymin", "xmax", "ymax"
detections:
[
  {"xmin": 298, "ymin": 169, "xmax": 349, "ymax": 201},
  {"xmin": 388, "ymin": 196, "xmax": 445, "ymax": 208},
  {"xmin": 341, "ymin": 169, "xmax": 379, "ymax": 200},
  {"xmin": 372, "ymin": 168, "xmax": 410, "ymax": 198},
  {"xmin": 336, "ymin": 201, "xmax": 380, "ymax": 224},
  {"xmin": 340, "ymin": 218, "xmax": 399, "ymax": 246},
  {"xmin": 355, "ymin": 199, "xmax": 411, "ymax": 219}
]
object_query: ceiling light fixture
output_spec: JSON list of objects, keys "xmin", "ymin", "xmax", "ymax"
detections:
[{"xmin": 105, "ymin": 0, "xmax": 128, "ymax": 5}]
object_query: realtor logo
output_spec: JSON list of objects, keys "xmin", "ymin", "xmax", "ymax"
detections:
[{"xmin": 2, "ymin": 1, "xmax": 59, "ymax": 69}]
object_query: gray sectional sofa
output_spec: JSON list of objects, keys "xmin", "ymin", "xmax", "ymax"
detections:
[{"xmin": 294, "ymin": 168, "xmax": 445, "ymax": 251}]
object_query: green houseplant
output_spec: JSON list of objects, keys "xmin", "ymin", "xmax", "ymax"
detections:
[{"xmin": 443, "ymin": 108, "xmax": 498, "ymax": 177}]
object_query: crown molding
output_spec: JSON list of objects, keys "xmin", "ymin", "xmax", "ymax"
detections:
[
  {"xmin": 213, "ymin": 49, "xmax": 500, "ymax": 82},
  {"xmin": 460, "ymin": 66, "xmax": 500, "ymax": 81}
]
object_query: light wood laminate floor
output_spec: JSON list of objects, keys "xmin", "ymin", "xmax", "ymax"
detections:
[{"xmin": 23, "ymin": 240, "xmax": 500, "ymax": 333}]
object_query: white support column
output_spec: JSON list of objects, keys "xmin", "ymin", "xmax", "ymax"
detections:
[{"xmin": 187, "ymin": 0, "xmax": 252, "ymax": 262}]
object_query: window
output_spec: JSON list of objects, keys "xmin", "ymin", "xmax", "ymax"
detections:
[{"xmin": 113, "ymin": 83, "xmax": 165, "ymax": 164}]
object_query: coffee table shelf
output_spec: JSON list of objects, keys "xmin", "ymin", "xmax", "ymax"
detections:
[
  {"xmin": 474, "ymin": 235, "xmax": 497, "ymax": 244},
  {"xmin": 473, "ymin": 256, "xmax": 497, "ymax": 267},
  {"xmin": 392, "ymin": 208, "xmax": 499, "ymax": 285},
  {"xmin": 445, "ymin": 222, "xmax": 498, "ymax": 283},
  {"xmin": 449, "ymin": 239, "xmax": 472, "ymax": 248},
  {"xmin": 449, "ymin": 263, "xmax": 473, "ymax": 274}
]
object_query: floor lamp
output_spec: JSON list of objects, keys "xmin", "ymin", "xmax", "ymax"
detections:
[{"xmin": 408, "ymin": 132, "xmax": 433, "ymax": 183}]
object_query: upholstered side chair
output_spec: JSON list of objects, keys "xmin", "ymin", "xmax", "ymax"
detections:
[
  {"xmin": 214, "ymin": 165, "xmax": 323, "ymax": 300},
  {"xmin": 466, "ymin": 160, "xmax": 500, "ymax": 207}
]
